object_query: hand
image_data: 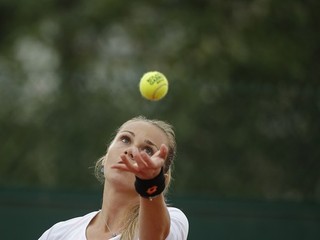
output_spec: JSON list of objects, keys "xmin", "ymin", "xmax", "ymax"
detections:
[{"xmin": 111, "ymin": 144, "xmax": 168, "ymax": 180}]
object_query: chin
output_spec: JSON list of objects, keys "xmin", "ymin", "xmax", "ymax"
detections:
[{"xmin": 107, "ymin": 171, "xmax": 135, "ymax": 189}]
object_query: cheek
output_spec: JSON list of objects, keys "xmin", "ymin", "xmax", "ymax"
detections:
[
  {"xmin": 104, "ymin": 151, "xmax": 114, "ymax": 165},
  {"xmin": 104, "ymin": 147, "xmax": 121, "ymax": 165}
]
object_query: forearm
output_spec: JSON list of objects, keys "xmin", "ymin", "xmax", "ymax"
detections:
[{"xmin": 139, "ymin": 194, "xmax": 170, "ymax": 240}]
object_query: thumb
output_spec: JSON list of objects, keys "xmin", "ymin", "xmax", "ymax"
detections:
[{"xmin": 159, "ymin": 144, "xmax": 168, "ymax": 160}]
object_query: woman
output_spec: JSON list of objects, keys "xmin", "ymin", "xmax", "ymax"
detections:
[{"xmin": 39, "ymin": 116, "xmax": 189, "ymax": 240}]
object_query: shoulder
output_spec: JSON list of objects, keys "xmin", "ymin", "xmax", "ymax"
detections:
[
  {"xmin": 38, "ymin": 211, "xmax": 99, "ymax": 240},
  {"xmin": 168, "ymin": 207, "xmax": 188, "ymax": 222},
  {"xmin": 166, "ymin": 207, "xmax": 189, "ymax": 240}
]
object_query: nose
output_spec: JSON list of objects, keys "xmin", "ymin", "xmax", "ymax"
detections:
[{"xmin": 124, "ymin": 149, "xmax": 134, "ymax": 160}]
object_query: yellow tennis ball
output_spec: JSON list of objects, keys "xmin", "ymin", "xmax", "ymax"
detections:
[{"xmin": 139, "ymin": 71, "xmax": 169, "ymax": 101}]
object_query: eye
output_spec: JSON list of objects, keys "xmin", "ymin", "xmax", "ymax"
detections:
[
  {"xmin": 120, "ymin": 135, "xmax": 131, "ymax": 144},
  {"xmin": 142, "ymin": 146, "xmax": 154, "ymax": 156}
]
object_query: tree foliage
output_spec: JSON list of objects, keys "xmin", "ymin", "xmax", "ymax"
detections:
[{"xmin": 1, "ymin": 0, "xmax": 319, "ymax": 201}]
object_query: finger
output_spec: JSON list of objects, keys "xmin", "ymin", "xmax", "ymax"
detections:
[
  {"xmin": 132, "ymin": 147, "xmax": 148, "ymax": 169},
  {"xmin": 159, "ymin": 144, "xmax": 168, "ymax": 159},
  {"xmin": 119, "ymin": 153, "xmax": 139, "ymax": 172},
  {"xmin": 140, "ymin": 151, "xmax": 155, "ymax": 168},
  {"xmin": 150, "ymin": 144, "xmax": 168, "ymax": 164},
  {"xmin": 140, "ymin": 151, "xmax": 164, "ymax": 169}
]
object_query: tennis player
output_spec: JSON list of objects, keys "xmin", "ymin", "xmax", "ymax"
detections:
[{"xmin": 39, "ymin": 116, "xmax": 189, "ymax": 240}]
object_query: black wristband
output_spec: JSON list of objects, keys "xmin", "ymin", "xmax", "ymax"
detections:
[{"xmin": 135, "ymin": 168, "xmax": 165, "ymax": 198}]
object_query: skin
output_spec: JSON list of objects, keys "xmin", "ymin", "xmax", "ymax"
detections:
[{"xmin": 86, "ymin": 121, "xmax": 170, "ymax": 240}]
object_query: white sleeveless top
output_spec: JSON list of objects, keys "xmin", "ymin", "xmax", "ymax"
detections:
[{"xmin": 38, "ymin": 207, "xmax": 189, "ymax": 240}]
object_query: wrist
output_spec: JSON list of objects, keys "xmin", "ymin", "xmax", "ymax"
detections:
[{"xmin": 135, "ymin": 168, "xmax": 166, "ymax": 200}]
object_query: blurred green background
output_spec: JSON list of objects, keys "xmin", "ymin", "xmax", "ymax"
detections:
[{"xmin": 0, "ymin": 0, "xmax": 319, "ymax": 239}]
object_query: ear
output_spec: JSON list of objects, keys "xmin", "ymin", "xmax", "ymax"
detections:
[
  {"xmin": 101, "ymin": 155, "xmax": 106, "ymax": 165},
  {"xmin": 164, "ymin": 173, "xmax": 171, "ymax": 186}
]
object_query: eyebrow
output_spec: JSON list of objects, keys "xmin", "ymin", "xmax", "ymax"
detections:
[{"xmin": 120, "ymin": 130, "xmax": 159, "ymax": 150}]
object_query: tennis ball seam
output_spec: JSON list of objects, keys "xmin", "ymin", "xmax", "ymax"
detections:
[{"xmin": 152, "ymin": 83, "xmax": 168, "ymax": 100}]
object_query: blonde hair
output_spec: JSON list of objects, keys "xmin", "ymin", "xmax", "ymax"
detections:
[{"xmin": 94, "ymin": 116, "xmax": 177, "ymax": 239}]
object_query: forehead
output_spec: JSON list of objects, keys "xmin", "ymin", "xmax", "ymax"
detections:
[{"xmin": 119, "ymin": 121, "xmax": 168, "ymax": 146}]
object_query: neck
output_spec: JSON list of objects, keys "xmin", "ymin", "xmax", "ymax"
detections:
[{"xmin": 99, "ymin": 182, "xmax": 139, "ymax": 235}]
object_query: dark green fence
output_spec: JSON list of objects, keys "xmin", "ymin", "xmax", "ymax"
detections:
[{"xmin": 1, "ymin": 188, "xmax": 319, "ymax": 240}]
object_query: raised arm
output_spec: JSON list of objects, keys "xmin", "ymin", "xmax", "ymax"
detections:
[{"xmin": 113, "ymin": 144, "xmax": 170, "ymax": 239}]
